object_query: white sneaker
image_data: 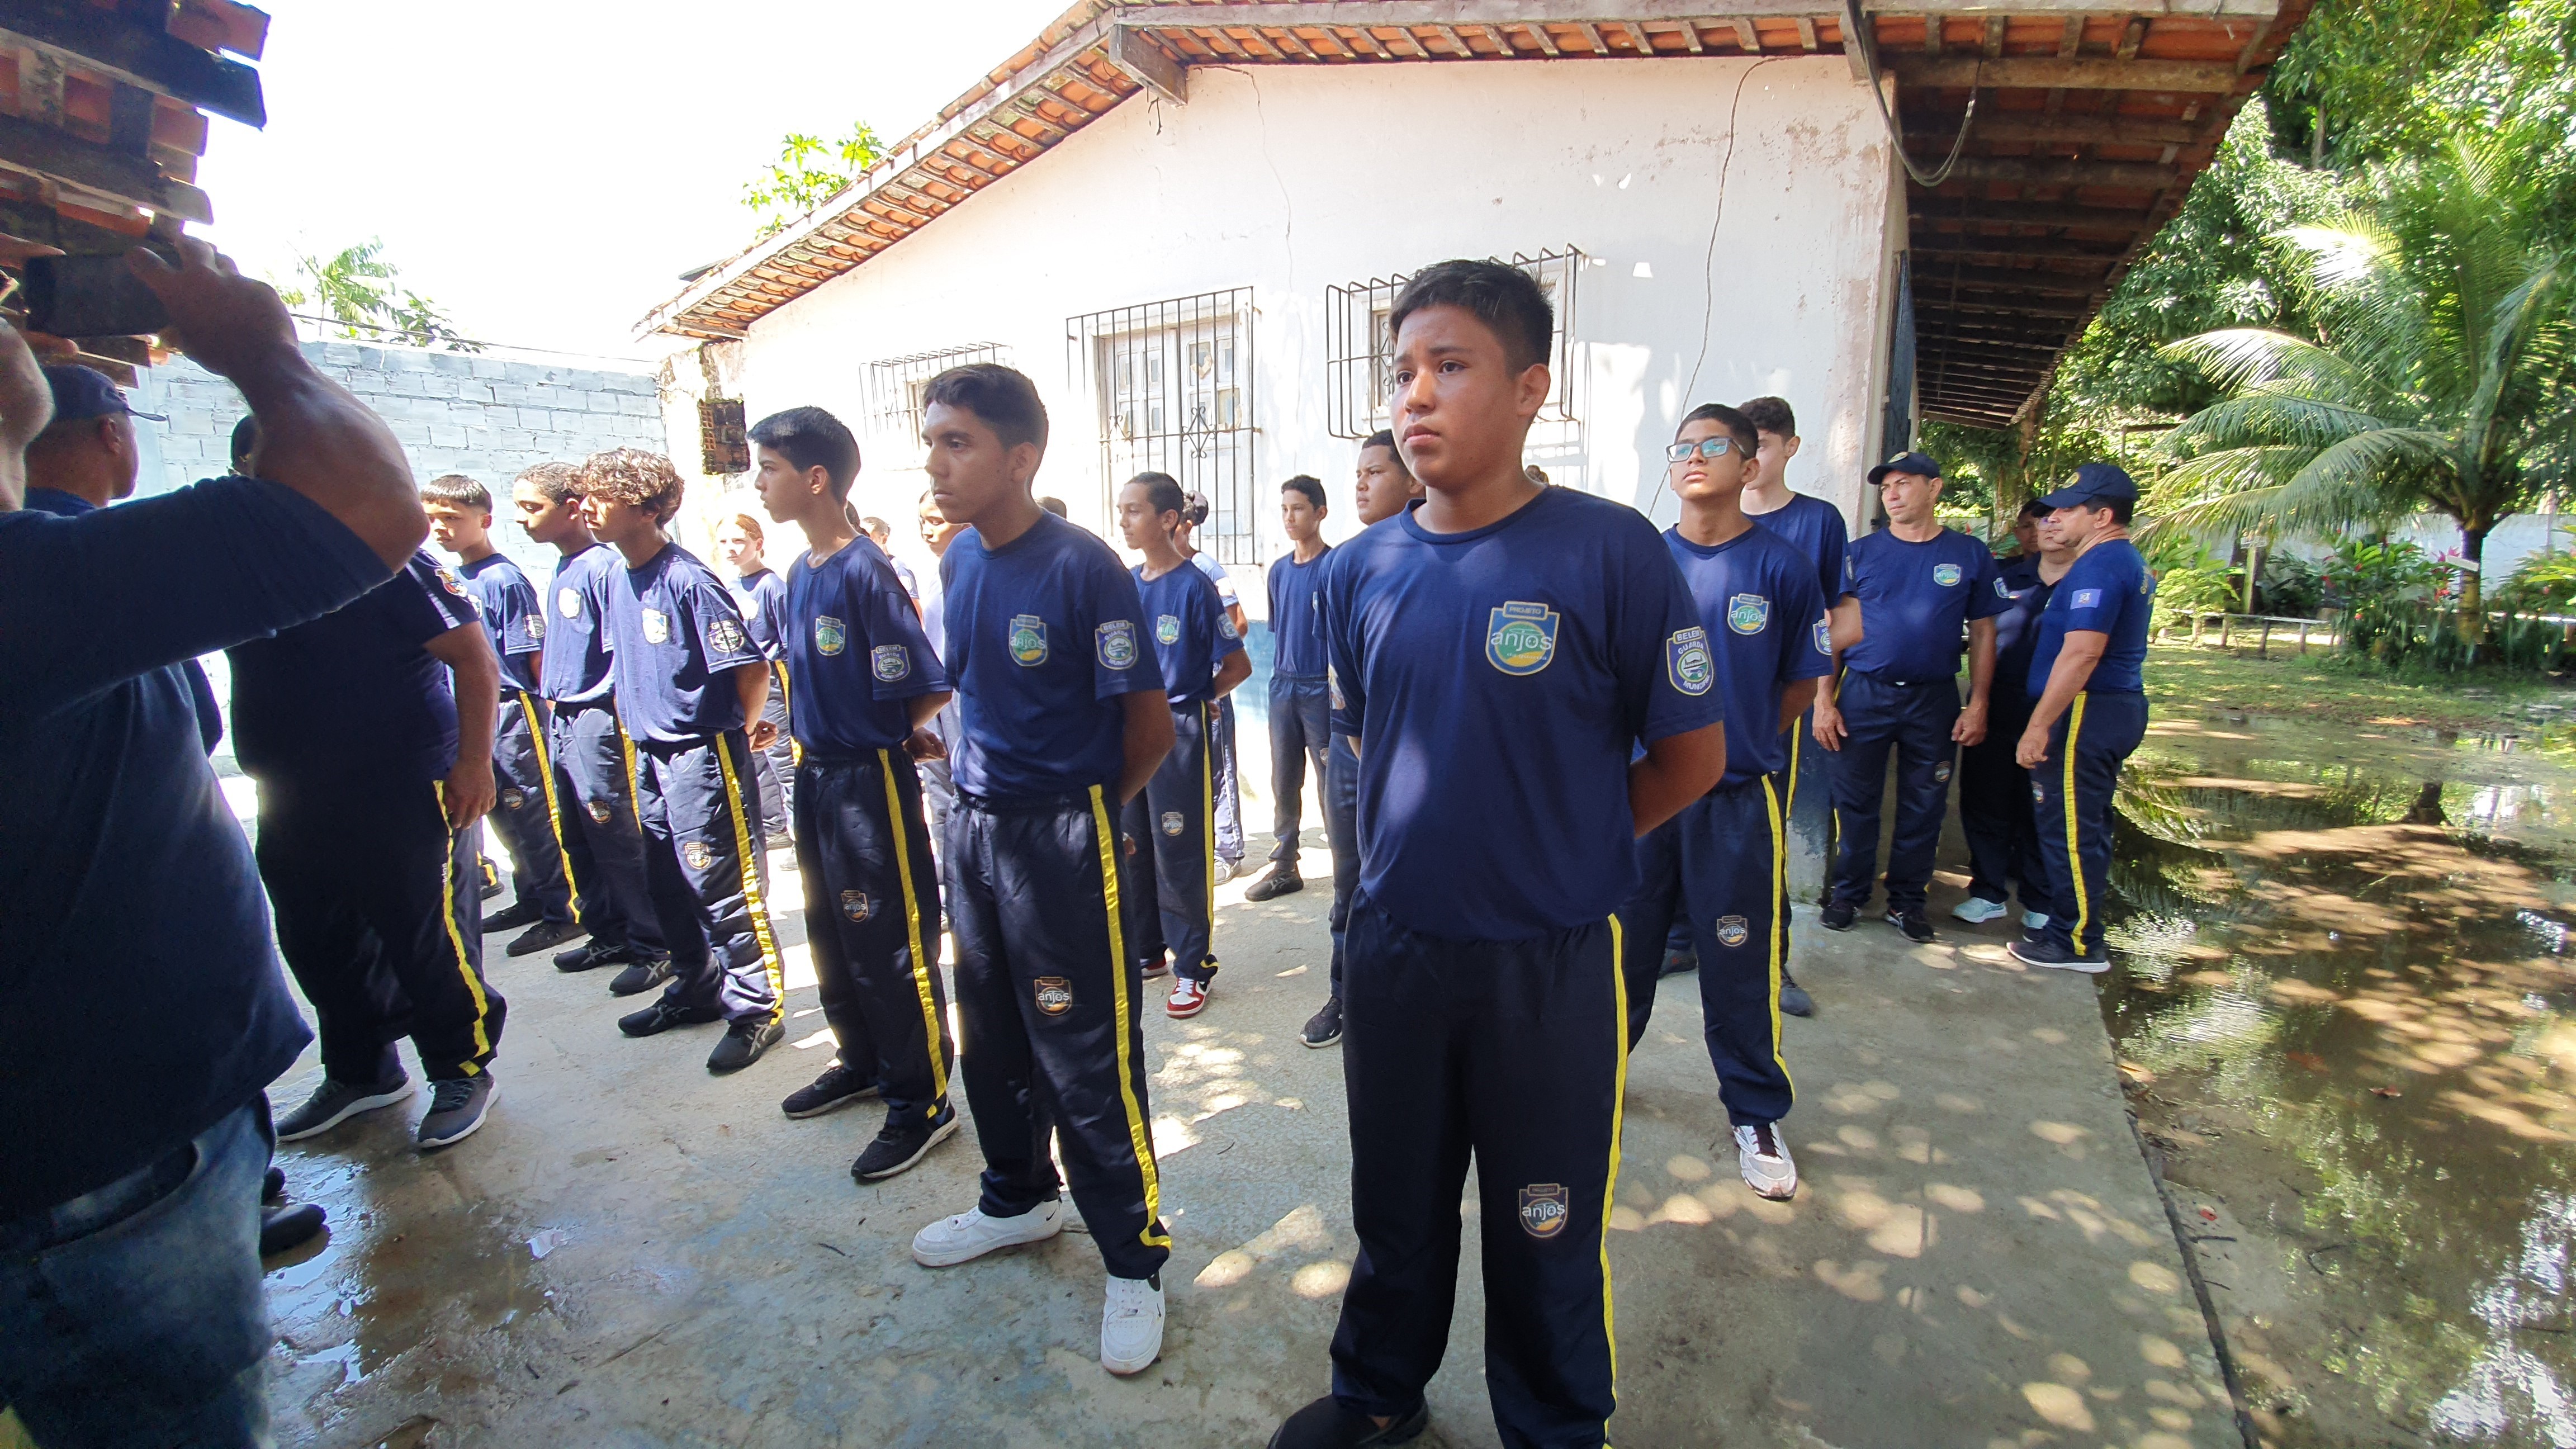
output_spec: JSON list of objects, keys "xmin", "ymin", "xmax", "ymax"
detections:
[
  {"xmin": 2022, "ymin": 909, "xmax": 2051, "ymax": 931},
  {"xmin": 910, "ymin": 1199, "xmax": 1064, "ymax": 1267},
  {"xmin": 1951, "ymin": 896, "xmax": 2009, "ymax": 924},
  {"xmin": 1735, "ymin": 1123, "xmax": 1798, "ymax": 1201},
  {"xmin": 1100, "ymin": 1273, "xmax": 1165, "ymax": 1375}
]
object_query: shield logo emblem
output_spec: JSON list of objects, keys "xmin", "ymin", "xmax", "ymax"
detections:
[
  {"xmin": 1667, "ymin": 626, "xmax": 1714, "ymax": 697},
  {"xmin": 708, "ymin": 618, "xmax": 747, "ymax": 655},
  {"xmin": 1517, "ymin": 1183, "xmax": 1571, "ymax": 1239},
  {"xmin": 1097, "ymin": 619, "xmax": 1138, "ymax": 670},
  {"xmin": 872, "ymin": 645, "xmax": 909, "ymax": 681},
  {"xmin": 1218, "ymin": 614, "xmax": 1239, "ymax": 641},
  {"xmin": 1726, "ymin": 594, "xmax": 1770, "ymax": 636},
  {"xmin": 2032, "ymin": 780, "xmax": 2046, "ymax": 804},
  {"xmin": 682, "ymin": 839, "xmax": 714, "ymax": 872},
  {"xmin": 642, "ymin": 608, "xmax": 670, "ymax": 644},
  {"xmin": 1716, "ymin": 915, "xmax": 1750, "ymax": 948},
  {"xmin": 1486, "ymin": 602, "xmax": 1559, "ymax": 676},
  {"xmin": 1155, "ymin": 614, "xmax": 1182, "ymax": 646},
  {"xmin": 1161, "ymin": 811, "xmax": 1184, "ymax": 836},
  {"xmin": 1812, "ymin": 617, "xmax": 1831, "ymax": 656},
  {"xmin": 586, "ymin": 799, "xmax": 612, "ymax": 824},
  {"xmin": 436, "ymin": 567, "xmax": 469, "ymax": 598},
  {"xmin": 840, "ymin": 889, "xmax": 872, "ymax": 922},
  {"xmin": 529, "ymin": 614, "xmax": 547, "ymax": 640},
  {"xmin": 500, "ymin": 789, "xmax": 524, "ymax": 811},
  {"xmin": 815, "ymin": 616, "xmax": 847, "ymax": 656},
  {"xmin": 1932, "ymin": 564, "xmax": 1962, "ymax": 588},
  {"xmin": 557, "ymin": 586, "xmax": 582, "ymax": 619},
  {"xmin": 1009, "ymin": 614, "xmax": 1048, "ymax": 666},
  {"xmin": 1934, "ymin": 761, "xmax": 1953, "ymax": 783},
  {"xmin": 1034, "ymin": 976, "xmax": 1073, "ymax": 1016}
]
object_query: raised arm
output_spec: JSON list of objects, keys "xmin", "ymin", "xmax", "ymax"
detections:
[{"xmin": 0, "ymin": 320, "xmax": 53, "ymax": 509}]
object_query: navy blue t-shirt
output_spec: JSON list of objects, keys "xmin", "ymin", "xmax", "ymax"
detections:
[
  {"xmin": 732, "ymin": 566, "xmax": 789, "ymax": 662},
  {"xmin": 229, "ymin": 551, "xmax": 482, "ymax": 781},
  {"xmin": 1991, "ymin": 553, "xmax": 2054, "ymax": 704},
  {"xmin": 783, "ymin": 537, "xmax": 950, "ymax": 756},
  {"xmin": 542, "ymin": 543, "xmax": 619, "ymax": 707},
  {"xmin": 1839, "ymin": 527, "xmax": 2011, "ymax": 679},
  {"xmin": 1326, "ymin": 487, "xmax": 1724, "ymax": 941},
  {"xmin": 24, "ymin": 487, "xmax": 223, "ymax": 751},
  {"xmin": 1266, "ymin": 547, "xmax": 1334, "ymax": 679},
  {"xmin": 2, "ymin": 475, "xmax": 390, "ymax": 1216},
  {"xmin": 604, "ymin": 543, "xmax": 765, "ymax": 745},
  {"xmin": 2028, "ymin": 538, "xmax": 2155, "ymax": 696},
  {"xmin": 1746, "ymin": 491, "xmax": 1849, "ymax": 610},
  {"xmin": 941, "ymin": 510, "xmax": 1160, "ymax": 799},
  {"xmin": 1138, "ymin": 561, "xmax": 1243, "ymax": 708},
  {"xmin": 458, "ymin": 552, "xmax": 544, "ymax": 693},
  {"xmin": 1665, "ymin": 525, "xmax": 1832, "ymax": 784}
]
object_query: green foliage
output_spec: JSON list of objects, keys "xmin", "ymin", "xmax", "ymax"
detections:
[
  {"xmin": 276, "ymin": 239, "xmax": 476, "ymax": 352},
  {"xmin": 2259, "ymin": 551, "xmax": 2326, "ymax": 615},
  {"xmin": 741, "ymin": 124, "xmax": 887, "ymax": 238},
  {"xmin": 2494, "ymin": 544, "xmax": 2576, "ymax": 612},
  {"xmin": 2264, "ymin": 0, "xmax": 2493, "ymax": 167},
  {"xmin": 2153, "ymin": 559, "xmax": 2245, "ymax": 632}
]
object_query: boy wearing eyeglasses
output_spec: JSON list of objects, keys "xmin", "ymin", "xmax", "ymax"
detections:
[{"xmin": 1617, "ymin": 404, "xmax": 1830, "ymax": 1203}]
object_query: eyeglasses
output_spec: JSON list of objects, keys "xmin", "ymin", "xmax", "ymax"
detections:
[{"xmin": 1664, "ymin": 438, "xmax": 1736, "ymax": 463}]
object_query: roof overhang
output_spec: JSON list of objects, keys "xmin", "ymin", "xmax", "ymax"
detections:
[{"xmin": 638, "ymin": 0, "xmax": 2312, "ymax": 430}]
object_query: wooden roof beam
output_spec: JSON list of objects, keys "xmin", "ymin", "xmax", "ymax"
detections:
[
  {"xmin": 1910, "ymin": 198, "xmax": 2154, "ymax": 228},
  {"xmin": 0, "ymin": 13, "xmax": 264, "ymax": 127},
  {"xmin": 1890, "ymin": 55, "xmax": 2246, "ymax": 90},
  {"xmin": 0, "ymin": 108, "xmax": 210, "ymax": 222},
  {"xmin": 1109, "ymin": 27, "xmax": 1190, "ymax": 104},
  {"xmin": 1905, "ymin": 115, "xmax": 2209, "ymax": 146},
  {"xmin": 1112, "ymin": 1, "xmax": 2282, "ymax": 31},
  {"xmin": 1912, "ymin": 235, "xmax": 2132, "ymax": 263},
  {"xmin": 1937, "ymin": 155, "xmax": 2179, "ymax": 187},
  {"xmin": 1910, "ymin": 263, "xmax": 2106, "ymax": 294}
]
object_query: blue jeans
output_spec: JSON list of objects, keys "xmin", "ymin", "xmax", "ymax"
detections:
[{"xmin": 0, "ymin": 1097, "xmax": 274, "ymax": 1448}]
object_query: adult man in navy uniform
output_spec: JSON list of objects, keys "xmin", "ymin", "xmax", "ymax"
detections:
[
  {"xmin": 1813, "ymin": 452, "xmax": 2007, "ymax": 944},
  {"xmin": 2011, "ymin": 464, "xmax": 2156, "ymax": 972},
  {"xmin": 1954, "ymin": 501, "xmax": 2062, "ymax": 930}
]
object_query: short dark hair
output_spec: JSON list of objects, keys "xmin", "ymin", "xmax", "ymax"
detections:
[
  {"xmin": 2017, "ymin": 498, "xmax": 2051, "ymax": 521},
  {"xmin": 1127, "ymin": 472, "xmax": 1186, "ymax": 521},
  {"xmin": 1281, "ymin": 474, "xmax": 1325, "ymax": 510},
  {"xmin": 922, "ymin": 363, "xmax": 1048, "ymax": 454},
  {"xmin": 229, "ymin": 414, "xmax": 258, "ymax": 472},
  {"xmin": 517, "ymin": 460, "xmax": 579, "ymax": 504},
  {"xmin": 1361, "ymin": 429, "xmax": 1412, "ymax": 478},
  {"xmin": 1679, "ymin": 402, "xmax": 1760, "ymax": 462},
  {"xmin": 1740, "ymin": 396, "xmax": 1796, "ymax": 438},
  {"xmin": 1182, "ymin": 491, "xmax": 1211, "ymax": 528},
  {"xmin": 1388, "ymin": 259, "xmax": 1552, "ymax": 375},
  {"xmin": 747, "ymin": 406, "xmax": 860, "ymax": 496},
  {"xmin": 422, "ymin": 473, "xmax": 490, "ymax": 509},
  {"xmin": 2103, "ymin": 496, "xmax": 2135, "ymax": 527}
]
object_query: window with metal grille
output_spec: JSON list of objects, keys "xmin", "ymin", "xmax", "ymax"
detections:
[
  {"xmin": 1066, "ymin": 288, "xmax": 1258, "ymax": 565},
  {"xmin": 864, "ymin": 343, "xmax": 1008, "ymax": 465},
  {"xmin": 1325, "ymin": 248, "xmax": 1583, "ymax": 440}
]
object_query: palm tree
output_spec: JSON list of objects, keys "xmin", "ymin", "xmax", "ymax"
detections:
[{"xmin": 2150, "ymin": 121, "xmax": 2575, "ymax": 638}]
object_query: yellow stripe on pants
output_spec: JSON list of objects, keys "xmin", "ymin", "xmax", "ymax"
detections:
[
  {"xmin": 520, "ymin": 692, "xmax": 586, "ymax": 923},
  {"xmin": 1089, "ymin": 784, "xmax": 1170, "ymax": 1251},
  {"xmin": 1760, "ymin": 778, "xmax": 1796, "ymax": 1097},
  {"xmin": 2061, "ymin": 692, "xmax": 2090, "ymax": 941},
  {"xmin": 617, "ymin": 719, "xmax": 643, "ymax": 825},
  {"xmin": 432, "ymin": 780, "xmax": 494, "ymax": 1072},
  {"xmin": 775, "ymin": 661, "xmax": 803, "ymax": 767},
  {"xmin": 713, "ymin": 737, "xmax": 787, "ymax": 1017},
  {"xmin": 877, "ymin": 748, "xmax": 949, "ymax": 1106},
  {"xmin": 1602, "ymin": 912, "xmax": 1628, "ymax": 1398}
]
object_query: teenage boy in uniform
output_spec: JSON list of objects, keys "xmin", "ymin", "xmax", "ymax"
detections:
[
  {"xmin": 581, "ymin": 449, "xmax": 788, "ymax": 1074},
  {"xmin": 2010, "ymin": 465, "xmax": 2154, "ymax": 973},
  {"xmin": 1248, "ymin": 474, "xmax": 1333, "ymax": 903},
  {"xmin": 512, "ymin": 461, "xmax": 671, "ymax": 989},
  {"xmin": 903, "ymin": 363, "xmax": 1178, "ymax": 1379},
  {"xmin": 1116, "ymin": 471, "xmax": 1252, "ymax": 1017},
  {"xmin": 1814, "ymin": 452, "xmax": 2006, "ymax": 944},
  {"xmin": 718, "ymin": 512, "xmax": 797, "ymax": 847},
  {"xmin": 1954, "ymin": 501, "xmax": 2060, "ymax": 930},
  {"xmin": 1616, "ymin": 403, "xmax": 1830, "ymax": 1204},
  {"xmin": 425, "ymin": 473, "xmax": 584, "ymax": 958},
  {"xmin": 750, "ymin": 406, "xmax": 960, "ymax": 1178},
  {"xmin": 1275, "ymin": 262, "xmax": 1726, "ymax": 1449},
  {"xmin": 1301, "ymin": 430, "xmax": 1419, "ymax": 1049},
  {"xmin": 1176, "ymin": 490, "xmax": 1249, "ymax": 880}
]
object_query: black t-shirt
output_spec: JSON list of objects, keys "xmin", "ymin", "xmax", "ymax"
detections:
[{"xmin": 228, "ymin": 551, "xmax": 482, "ymax": 781}]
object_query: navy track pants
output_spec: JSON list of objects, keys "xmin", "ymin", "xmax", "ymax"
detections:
[
  {"xmin": 2032, "ymin": 690, "xmax": 2148, "ymax": 955},
  {"xmin": 1123, "ymin": 700, "xmax": 1219, "ymax": 984},
  {"xmin": 1325, "ymin": 732, "xmax": 1359, "ymax": 992},
  {"xmin": 1826, "ymin": 671, "xmax": 1961, "ymax": 913},
  {"xmin": 1268, "ymin": 673, "xmax": 1332, "ymax": 868},
  {"xmin": 794, "ymin": 751, "xmax": 952, "ymax": 1123},
  {"xmin": 634, "ymin": 730, "xmax": 783, "ymax": 1023},
  {"xmin": 490, "ymin": 689, "xmax": 573, "ymax": 925},
  {"xmin": 549, "ymin": 703, "xmax": 665, "ymax": 958}
]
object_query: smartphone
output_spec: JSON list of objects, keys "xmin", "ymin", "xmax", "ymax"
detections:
[{"xmin": 23, "ymin": 251, "xmax": 171, "ymax": 338}]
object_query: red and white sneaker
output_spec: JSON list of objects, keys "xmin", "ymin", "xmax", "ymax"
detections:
[{"xmin": 1166, "ymin": 978, "xmax": 1209, "ymax": 1018}]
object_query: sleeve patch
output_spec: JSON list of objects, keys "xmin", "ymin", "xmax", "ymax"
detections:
[
  {"xmin": 1097, "ymin": 619, "xmax": 1138, "ymax": 670},
  {"xmin": 2071, "ymin": 588, "xmax": 2103, "ymax": 609},
  {"xmin": 1667, "ymin": 626, "xmax": 1716, "ymax": 696},
  {"xmin": 872, "ymin": 644, "xmax": 910, "ymax": 681},
  {"xmin": 707, "ymin": 617, "xmax": 747, "ymax": 654}
]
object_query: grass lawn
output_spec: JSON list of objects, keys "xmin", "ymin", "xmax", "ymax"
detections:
[{"xmin": 2145, "ymin": 642, "xmax": 2571, "ymax": 733}]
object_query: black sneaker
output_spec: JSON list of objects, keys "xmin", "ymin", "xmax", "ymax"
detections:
[
  {"xmin": 1301, "ymin": 995, "xmax": 1344, "ymax": 1048},
  {"xmin": 1820, "ymin": 902, "xmax": 1858, "ymax": 932},
  {"xmin": 506, "ymin": 918, "xmax": 586, "ymax": 958},
  {"xmin": 275, "ymin": 1074, "xmax": 412, "ymax": 1142},
  {"xmin": 555, "ymin": 940, "xmax": 633, "ymax": 973},
  {"xmin": 1660, "ymin": 945, "xmax": 1698, "ymax": 978},
  {"xmin": 2007, "ymin": 936, "xmax": 2113, "ymax": 974},
  {"xmin": 608, "ymin": 956, "xmax": 676, "ymax": 997},
  {"xmin": 1886, "ymin": 909, "xmax": 1936, "ymax": 944},
  {"xmin": 1779, "ymin": 971, "xmax": 1815, "ymax": 1018},
  {"xmin": 1268, "ymin": 1395, "xmax": 1431, "ymax": 1448},
  {"xmin": 851, "ymin": 1102, "xmax": 961, "ymax": 1181},
  {"xmin": 1243, "ymin": 867, "xmax": 1304, "ymax": 902},
  {"xmin": 783, "ymin": 1060, "xmax": 880, "ymax": 1118},
  {"xmin": 707, "ymin": 1015, "xmax": 785, "ymax": 1073},
  {"xmin": 262, "ymin": 1165, "xmax": 286, "ymax": 1207},
  {"xmin": 484, "ymin": 900, "xmax": 542, "ymax": 932},
  {"xmin": 416, "ymin": 1074, "xmax": 497, "ymax": 1150},
  {"xmin": 618, "ymin": 998, "xmax": 723, "ymax": 1037},
  {"xmin": 260, "ymin": 1201, "xmax": 326, "ymax": 1257}
]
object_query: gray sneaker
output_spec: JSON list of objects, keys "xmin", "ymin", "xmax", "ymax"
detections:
[
  {"xmin": 417, "ymin": 1074, "xmax": 497, "ymax": 1151},
  {"xmin": 276, "ymin": 1075, "xmax": 412, "ymax": 1142}
]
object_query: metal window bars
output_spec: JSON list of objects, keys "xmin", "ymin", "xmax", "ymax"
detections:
[
  {"xmin": 864, "ymin": 343, "xmax": 1009, "ymax": 464},
  {"xmin": 1066, "ymin": 288, "xmax": 1258, "ymax": 566},
  {"xmin": 1324, "ymin": 247, "xmax": 1583, "ymax": 441}
]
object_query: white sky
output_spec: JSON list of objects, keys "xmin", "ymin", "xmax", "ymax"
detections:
[{"xmin": 191, "ymin": 0, "xmax": 1077, "ymax": 363}]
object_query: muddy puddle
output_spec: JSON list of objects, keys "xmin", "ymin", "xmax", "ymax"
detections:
[{"xmin": 2101, "ymin": 712, "xmax": 2576, "ymax": 1446}]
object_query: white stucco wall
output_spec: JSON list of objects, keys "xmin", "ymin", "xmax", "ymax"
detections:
[{"xmin": 705, "ymin": 56, "xmax": 1900, "ymax": 593}]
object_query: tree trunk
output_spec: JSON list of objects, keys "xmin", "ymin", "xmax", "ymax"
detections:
[
  {"xmin": 2243, "ymin": 541, "xmax": 2264, "ymax": 613},
  {"xmin": 2459, "ymin": 522, "xmax": 2490, "ymax": 645}
]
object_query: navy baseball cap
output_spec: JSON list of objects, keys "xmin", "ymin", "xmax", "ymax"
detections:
[
  {"xmin": 42, "ymin": 364, "xmax": 166, "ymax": 424},
  {"xmin": 2036, "ymin": 462, "xmax": 2138, "ymax": 510},
  {"xmin": 1867, "ymin": 451, "xmax": 1942, "ymax": 486}
]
